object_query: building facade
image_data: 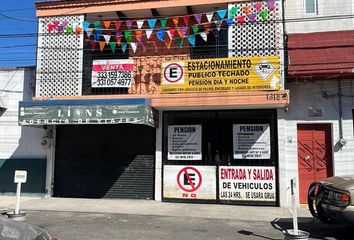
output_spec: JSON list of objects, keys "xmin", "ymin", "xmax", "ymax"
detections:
[
  {"xmin": 284, "ymin": 0, "xmax": 354, "ymax": 204},
  {"xmin": 0, "ymin": 67, "xmax": 46, "ymax": 196},
  {"xmin": 19, "ymin": 0, "xmax": 293, "ymax": 206}
]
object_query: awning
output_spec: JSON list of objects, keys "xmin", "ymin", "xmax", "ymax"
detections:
[
  {"xmin": 287, "ymin": 30, "xmax": 354, "ymax": 80},
  {"xmin": 18, "ymin": 98, "xmax": 158, "ymax": 127}
]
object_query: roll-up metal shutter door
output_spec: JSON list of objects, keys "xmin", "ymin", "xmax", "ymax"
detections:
[{"xmin": 54, "ymin": 124, "xmax": 155, "ymax": 199}]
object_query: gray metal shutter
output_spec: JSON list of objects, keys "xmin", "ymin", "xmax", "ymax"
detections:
[{"xmin": 54, "ymin": 124, "xmax": 155, "ymax": 199}]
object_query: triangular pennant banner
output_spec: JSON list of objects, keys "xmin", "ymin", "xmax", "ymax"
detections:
[
  {"xmin": 188, "ymin": 35, "xmax": 196, "ymax": 46},
  {"xmin": 66, "ymin": 25, "xmax": 74, "ymax": 34},
  {"xmin": 109, "ymin": 42, "xmax": 117, "ymax": 53},
  {"xmin": 206, "ymin": 12, "xmax": 213, "ymax": 22},
  {"xmin": 83, "ymin": 21, "xmax": 90, "ymax": 31},
  {"xmin": 114, "ymin": 36, "xmax": 122, "ymax": 46},
  {"xmin": 229, "ymin": 6, "xmax": 238, "ymax": 18},
  {"xmin": 146, "ymin": 29, "xmax": 153, "ymax": 40},
  {"xmin": 243, "ymin": 6, "xmax": 251, "ymax": 15},
  {"xmin": 165, "ymin": 39, "xmax": 172, "ymax": 49},
  {"xmin": 176, "ymin": 38, "xmax": 184, "ymax": 48},
  {"xmin": 156, "ymin": 29, "xmax": 165, "ymax": 41},
  {"xmin": 194, "ymin": 14, "xmax": 202, "ymax": 24},
  {"xmin": 124, "ymin": 31, "xmax": 131, "ymax": 43},
  {"xmin": 248, "ymin": 13, "xmax": 257, "ymax": 22},
  {"xmin": 115, "ymin": 31, "xmax": 121, "ymax": 38},
  {"xmin": 183, "ymin": 16, "xmax": 190, "ymax": 26},
  {"xmin": 94, "ymin": 30, "xmax": 102, "ymax": 41},
  {"xmin": 237, "ymin": 16, "xmax": 245, "ymax": 25},
  {"xmin": 160, "ymin": 18, "xmax": 167, "ymax": 28},
  {"xmin": 167, "ymin": 28, "xmax": 175, "ymax": 39},
  {"xmin": 93, "ymin": 21, "xmax": 101, "ymax": 29},
  {"xmin": 130, "ymin": 42, "xmax": 137, "ymax": 53},
  {"xmin": 136, "ymin": 20, "xmax": 144, "ymax": 29},
  {"xmin": 172, "ymin": 17, "xmax": 179, "ymax": 26},
  {"xmin": 135, "ymin": 30, "xmax": 143, "ymax": 42},
  {"xmin": 74, "ymin": 26, "xmax": 81, "ymax": 35},
  {"xmin": 90, "ymin": 40, "xmax": 96, "ymax": 50},
  {"xmin": 148, "ymin": 19, "xmax": 157, "ymax": 29},
  {"xmin": 121, "ymin": 42, "xmax": 127, "ymax": 53},
  {"xmin": 126, "ymin": 20, "xmax": 133, "ymax": 29},
  {"xmin": 86, "ymin": 28, "xmax": 93, "ymax": 37},
  {"xmin": 192, "ymin": 25, "xmax": 199, "ymax": 35},
  {"xmin": 103, "ymin": 35, "xmax": 111, "ymax": 44},
  {"xmin": 61, "ymin": 21, "xmax": 68, "ymax": 29},
  {"xmin": 114, "ymin": 21, "xmax": 121, "ymax": 29},
  {"xmin": 267, "ymin": 0, "xmax": 276, "ymax": 11},
  {"xmin": 99, "ymin": 41, "xmax": 106, "ymax": 52},
  {"xmin": 103, "ymin": 21, "xmax": 111, "ymax": 29},
  {"xmin": 181, "ymin": 27, "xmax": 189, "ymax": 37},
  {"xmin": 259, "ymin": 9, "xmax": 269, "ymax": 21},
  {"xmin": 216, "ymin": 9, "xmax": 227, "ymax": 19},
  {"xmin": 226, "ymin": 18, "xmax": 234, "ymax": 26},
  {"xmin": 254, "ymin": 2, "xmax": 263, "ymax": 12},
  {"xmin": 200, "ymin": 32, "xmax": 208, "ymax": 42},
  {"xmin": 215, "ymin": 21, "xmax": 222, "ymax": 31}
]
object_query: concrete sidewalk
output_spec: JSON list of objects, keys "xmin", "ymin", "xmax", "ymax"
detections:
[{"xmin": 0, "ymin": 196, "xmax": 311, "ymax": 222}]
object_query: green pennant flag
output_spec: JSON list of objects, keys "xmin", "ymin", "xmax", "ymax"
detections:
[
  {"xmin": 124, "ymin": 31, "xmax": 131, "ymax": 43},
  {"xmin": 109, "ymin": 42, "xmax": 117, "ymax": 53},
  {"xmin": 160, "ymin": 18, "xmax": 167, "ymax": 28},
  {"xmin": 176, "ymin": 38, "xmax": 184, "ymax": 48},
  {"xmin": 260, "ymin": 10, "xmax": 269, "ymax": 21},
  {"xmin": 192, "ymin": 25, "xmax": 199, "ymax": 35},
  {"xmin": 228, "ymin": 6, "xmax": 238, "ymax": 18},
  {"xmin": 65, "ymin": 25, "xmax": 73, "ymax": 34},
  {"xmin": 93, "ymin": 21, "xmax": 101, "ymax": 29}
]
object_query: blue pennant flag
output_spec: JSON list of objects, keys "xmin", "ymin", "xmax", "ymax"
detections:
[
  {"xmin": 148, "ymin": 19, "xmax": 157, "ymax": 29},
  {"xmin": 188, "ymin": 35, "xmax": 196, "ymax": 46},
  {"xmin": 226, "ymin": 18, "xmax": 234, "ymax": 26},
  {"xmin": 157, "ymin": 29, "xmax": 165, "ymax": 41},
  {"xmin": 94, "ymin": 30, "xmax": 102, "ymax": 41},
  {"xmin": 216, "ymin": 9, "xmax": 227, "ymax": 19},
  {"xmin": 83, "ymin": 21, "xmax": 90, "ymax": 31},
  {"xmin": 121, "ymin": 42, "xmax": 127, "ymax": 53}
]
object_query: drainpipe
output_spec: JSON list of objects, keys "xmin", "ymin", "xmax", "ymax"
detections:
[{"xmin": 338, "ymin": 80, "xmax": 346, "ymax": 146}]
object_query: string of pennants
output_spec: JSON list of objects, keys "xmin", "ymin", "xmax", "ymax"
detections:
[{"xmin": 45, "ymin": 0, "xmax": 276, "ymax": 53}]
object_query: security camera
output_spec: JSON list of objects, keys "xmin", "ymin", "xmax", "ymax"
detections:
[{"xmin": 41, "ymin": 138, "xmax": 48, "ymax": 147}]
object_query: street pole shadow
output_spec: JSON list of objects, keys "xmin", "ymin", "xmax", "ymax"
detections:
[
  {"xmin": 238, "ymin": 230, "xmax": 283, "ymax": 240},
  {"xmin": 270, "ymin": 217, "xmax": 352, "ymax": 240}
]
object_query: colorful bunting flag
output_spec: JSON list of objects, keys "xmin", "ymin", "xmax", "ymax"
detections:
[
  {"xmin": 121, "ymin": 42, "xmax": 127, "ymax": 53},
  {"xmin": 226, "ymin": 18, "xmax": 234, "ymax": 26},
  {"xmin": 188, "ymin": 35, "xmax": 196, "ymax": 46},
  {"xmin": 65, "ymin": 25, "xmax": 74, "ymax": 34},
  {"xmin": 176, "ymin": 38, "xmax": 184, "ymax": 48},
  {"xmin": 172, "ymin": 17, "xmax": 179, "ymax": 26},
  {"xmin": 254, "ymin": 2, "xmax": 263, "ymax": 12},
  {"xmin": 267, "ymin": 0, "xmax": 276, "ymax": 11},
  {"xmin": 157, "ymin": 29, "xmax": 165, "ymax": 41},
  {"xmin": 165, "ymin": 39, "xmax": 172, "ymax": 49},
  {"xmin": 83, "ymin": 21, "xmax": 90, "ymax": 31},
  {"xmin": 259, "ymin": 9, "xmax": 269, "ymax": 21},
  {"xmin": 237, "ymin": 16, "xmax": 245, "ymax": 24},
  {"xmin": 103, "ymin": 34, "xmax": 111, "ymax": 44},
  {"xmin": 103, "ymin": 21, "xmax": 111, "ymax": 29},
  {"xmin": 167, "ymin": 28, "xmax": 175, "ymax": 39},
  {"xmin": 136, "ymin": 20, "xmax": 144, "ymax": 29},
  {"xmin": 160, "ymin": 18, "xmax": 167, "ymax": 28},
  {"xmin": 148, "ymin": 19, "xmax": 157, "ymax": 29},
  {"xmin": 114, "ymin": 20, "xmax": 121, "ymax": 29},
  {"xmin": 124, "ymin": 31, "xmax": 131, "ymax": 43},
  {"xmin": 114, "ymin": 35, "xmax": 121, "ymax": 46},
  {"xmin": 99, "ymin": 41, "xmax": 106, "ymax": 52},
  {"xmin": 126, "ymin": 20, "xmax": 133, "ymax": 29},
  {"xmin": 130, "ymin": 42, "xmax": 137, "ymax": 53},
  {"xmin": 194, "ymin": 14, "xmax": 202, "ymax": 24},
  {"xmin": 206, "ymin": 12, "xmax": 213, "ymax": 22},
  {"xmin": 135, "ymin": 30, "xmax": 143, "ymax": 42},
  {"xmin": 94, "ymin": 30, "xmax": 102, "ymax": 41},
  {"xmin": 200, "ymin": 32, "xmax": 208, "ymax": 42},
  {"xmin": 93, "ymin": 21, "xmax": 101, "ymax": 29},
  {"xmin": 183, "ymin": 16, "xmax": 190, "ymax": 25},
  {"xmin": 248, "ymin": 13, "xmax": 257, "ymax": 22},
  {"xmin": 243, "ymin": 5, "xmax": 251, "ymax": 15},
  {"xmin": 109, "ymin": 42, "xmax": 116, "ymax": 53},
  {"xmin": 146, "ymin": 29, "xmax": 153, "ymax": 40},
  {"xmin": 192, "ymin": 25, "xmax": 199, "ymax": 35},
  {"xmin": 216, "ymin": 9, "xmax": 227, "ymax": 19},
  {"xmin": 229, "ymin": 6, "xmax": 238, "ymax": 18},
  {"xmin": 181, "ymin": 27, "xmax": 189, "ymax": 37}
]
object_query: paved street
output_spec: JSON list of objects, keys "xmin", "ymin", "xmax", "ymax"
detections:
[{"xmin": 0, "ymin": 197, "xmax": 352, "ymax": 240}]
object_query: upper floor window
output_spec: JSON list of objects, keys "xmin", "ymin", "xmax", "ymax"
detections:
[{"xmin": 305, "ymin": 0, "xmax": 317, "ymax": 14}]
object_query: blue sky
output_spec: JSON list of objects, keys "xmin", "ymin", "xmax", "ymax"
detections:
[{"xmin": 0, "ymin": 0, "xmax": 37, "ymax": 67}]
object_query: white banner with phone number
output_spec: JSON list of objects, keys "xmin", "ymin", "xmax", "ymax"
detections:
[{"xmin": 91, "ymin": 59, "xmax": 134, "ymax": 88}]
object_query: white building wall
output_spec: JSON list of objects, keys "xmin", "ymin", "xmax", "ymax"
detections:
[
  {"xmin": 0, "ymin": 67, "xmax": 46, "ymax": 160},
  {"xmin": 281, "ymin": 80, "xmax": 354, "ymax": 207},
  {"xmin": 285, "ymin": 0, "xmax": 354, "ymax": 33}
]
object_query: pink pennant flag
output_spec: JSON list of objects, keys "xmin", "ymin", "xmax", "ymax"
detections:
[
  {"xmin": 167, "ymin": 28, "xmax": 175, "ymax": 39},
  {"xmin": 254, "ymin": 2, "xmax": 263, "ymax": 12},
  {"xmin": 237, "ymin": 16, "xmax": 245, "ymax": 25},
  {"xmin": 183, "ymin": 16, "xmax": 190, "ymax": 25},
  {"xmin": 181, "ymin": 27, "xmax": 189, "ymax": 37}
]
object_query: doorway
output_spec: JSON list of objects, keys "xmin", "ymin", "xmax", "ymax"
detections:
[{"xmin": 297, "ymin": 124, "xmax": 333, "ymax": 203}]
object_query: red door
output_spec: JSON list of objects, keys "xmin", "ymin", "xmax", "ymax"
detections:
[{"xmin": 297, "ymin": 124, "xmax": 333, "ymax": 203}]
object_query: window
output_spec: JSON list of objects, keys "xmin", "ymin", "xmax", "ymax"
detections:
[{"xmin": 305, "ymin": 0, "xmax": 317, "ymax": 14}]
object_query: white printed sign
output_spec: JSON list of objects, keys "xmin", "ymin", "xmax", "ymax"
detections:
[
  {"xmin": 168, "ymin": 125, "xmax": 202, "ymax": 160},
  {"xmin": 233, "ymin": 124, "xmax": 270, "ymax": 159},
  {"xmin": 163, "ymin": 165, "xmax": 216, "ymax": 200},
  {"xmin": 219, "ymin": 166, "xmax": 276, "ymax": 202},
  {"xmin": 14, "ymin": 170, "xmax": 27, "ymax": 183},
  {"xmin": 162, "ymin": 62, "xmax": 185, "ymax": 85},
  {"xmin": 92, "ymin": 59, "xmax": 134, "ymax": 88}
]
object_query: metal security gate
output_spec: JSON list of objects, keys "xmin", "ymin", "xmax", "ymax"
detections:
[{"xmin": 54, "ymin": 124, "xmax": 155, "ymax": 199}]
